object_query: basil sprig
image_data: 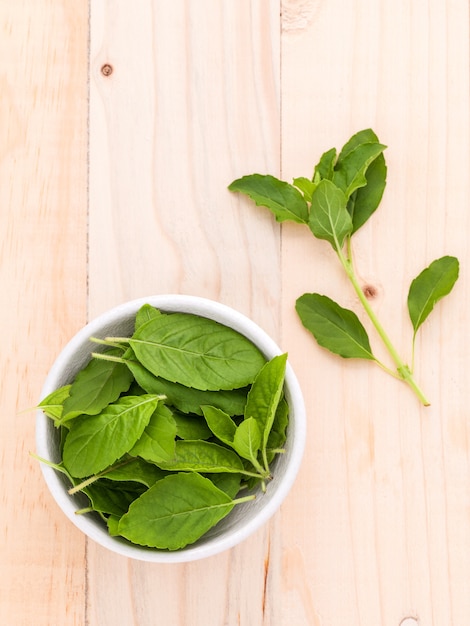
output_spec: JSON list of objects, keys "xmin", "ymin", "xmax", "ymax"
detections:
[
  {"xmin": 37, "ymin": 307, "xmax": 289, "ymax": 550},
  {"xmin": 229, "ymin": 128, "xmax": 459, "ymax": 406}
]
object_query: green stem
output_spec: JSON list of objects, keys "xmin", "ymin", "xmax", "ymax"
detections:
[
  {"xmin": 261, "ymin": 448, "xmax": 270, "ymax": 475},
  {"xmin": 241, "ymin": 468, "xmax": 270, "ymax": 480},
  {"xmin": 104, "ymin": 337, "xmax": 131, "ymax": 344},
  {"xmin": 75, "ymin": 507, "xmax": 94, "ymax": 515},
  {"xmin": 411, "ymin": 332, "xmax": 417, "ymax": 374},
  {"xmin": 91, "ymin": 352, "xmax": 127, "ymax": 364},
  {"xmin": 337, "ymin": 243, "xmax": 430, "ymax": 406},
  {"xmin": 68, "ymin": 474, "xmax": 101, "ymax": 494},
  {"xmin": 30, "ymin": 453, "xmax": 72, "ymax": 479},
  {"xmin": 233, "ymin": 494, "xmax": 257, "ymax": 505},
  {"xmin": 89, "ymin": 337, "xmax": 126, "ymax": 350},
  {"xmin": 250, "ymin": 455, "xmax": 269, "ymax": 478},
  {"xmin": 68, "ymin": 457, "xmax": 142, "ymax": 495}
]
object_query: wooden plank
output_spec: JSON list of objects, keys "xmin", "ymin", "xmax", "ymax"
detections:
[
  {"xmin": 88, "ymin": 2, "xmax": 281, "ymax": 625},
  {"xmin": 5, "ymin": 0, "xmax": 470, "ymax": 623},
  {"xmin": 89, "ymin": 0, "xmax": 281, "ymax": 326},
  {"xmin": 280, "ymin": 0, "xmax": 470, "ymax": 624},
  {"xmin": 0, "ymin": 1, "xmax": 89, "ymax": 624}
]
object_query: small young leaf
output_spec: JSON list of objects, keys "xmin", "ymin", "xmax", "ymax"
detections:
[
  {"xmin": 117, "ymin": 472, "xmax": 236, "ymax": 550},
  {"xmin": 135, "ymin": 304, "xmax": 162, "ymax": 331},
  {"xmin": 293, "ymin": 176, "xmax": 316, "ymax": 202},
  {"xmin": 38, "ymin": 384, "xmax": 72, "ymax": 423},
  {"xmin": 62, "ymin": 352, "xmax": 134, "ymax": 421},
  {"xmin": 107, "ymin": 515, "xmax": 121, "ymax": 536},
  {"xmin": 59, "ymin": 424, "xmax": 68, "ymax": 453},
  {"xmin": 201, "ymin": 405, "xmax": 237, "ymax": 446},
  {"xmin": 232, "ymin": 417, "xmax": 262, "ymax": 463},
  {"xmin": 347, "ymin": 153, "xmax": 387, "ymax": 233},
  {"xmin": 62, "ymin": 395, "xmax": 160, "ymax": 477},
  {"xmin": 296, "ymin": 293, "xmax": 375, "ymax": 360},
  {"xmin": 332, "ymin": 141, "xmax": 386, "ymax": 199},
  {"xmin": 244, "ymin": 353, "xmax": 287, "ymax": 454},
  {"xmin": 228, "ymin": 174, "xmax": 309, "ymax": 224},
  {"xmin": 156, "ymin": 440, "xmax": 244, "ymax": 474},
  {"xmin": 308, "ymin": 179, "xmax": 352, "ymax": 249},
  {"xmin": 336, "ymin": 128, "xmax": 381, "ymax": 161},
  {"xmin": 313, "ymin": 147, "xmax": 337, "ymax": 182},
  {"xmin": 130, "ymin": 402, "xmax": 177, "ymax": 464},
  {"xmin": 130, "ymin": 313, "xmax": 266, "ymax": 391},
  {"xmin": 266, "ymin": 397, "xmax": 289, "ymax": 463},
  {"xmin": 407, "ymin": 256, "xmax": 459, "ymax": 335}
]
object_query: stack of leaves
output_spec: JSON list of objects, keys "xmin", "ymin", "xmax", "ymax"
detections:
[
  {"xmin": 36, "ymin": 304, "xmax": 289, "ymax": 550},
  {"xmin": 229, "ymin": 129, "xmax": 459, "ymax": 406}
]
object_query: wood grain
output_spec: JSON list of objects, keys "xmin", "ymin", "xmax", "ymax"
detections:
[
  {"xmin": 88, "ymin": 2, "xmax": 281, "ymax": 625},
  {"xmin": 89, "ymin": 0, "xmax": 281, "ymax": 326},
  {"xmin": 0, "ymin": 1, "xmax": 88, "ymax": 624},
  {"xmin": 281, "ymin": 1, "xmax": 470, "ymax": 625},
  {"xmin": 3, "ymin": 0, "xmax": 470, "ymax": 624}
]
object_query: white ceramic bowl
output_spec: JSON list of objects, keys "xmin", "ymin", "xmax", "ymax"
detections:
[{"xmin": 36, "ymin": 295, "xmax": 306, "ymax": 563}]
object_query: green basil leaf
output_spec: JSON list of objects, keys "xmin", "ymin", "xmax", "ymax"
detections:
[
  {"xmin": 130, "ymin": 402, "xmax": 177, "ymax": 464},
  {"xmin": 204, "ymin": 472, "xmax": 242, "ymax": 498},
  {"xmin": 347, "ymin": 152, "xmax": 387, "ymax": 233},
  {"xmin": 118, "ymin": 472, "xmax": 235, "ymax": 549},
  {"xmin": 62, "ymin": 352, "xmax": 134, "ymax": 421},
  {"xmin": 103, "ymin": 456, "xmax": 166, "ymax": 487},
  {"xmin": 135, "ymin": 304, "xmax": 162, "ymax": 331},
  {"xmin": 59, "ymin": 425, "xmax": 69, "ymax": 453},
  {"xmin": 201, "ymin": 405, "xmax": 237, "ymax": 446},
  {"xmin": 296, "ymin": 293, "xmax": 375, "ymax": 359},
  {"xmin": 83, "ymin": 479, "xmax": 146, "ymax": 516},
  {"xmin": 172, "ymin": 411, "xmax": 212, "ymax": 440},
  {"xmin": 62, "ymin": 395, "xmax": 160, "ymax": 477},
  {"xmin": 244, "ymin": 353, "xmax": 287, "ymax": 452},
  {"xmin": 313, "ymin": 147, "xmax": 337, "ymax": 181},
  {"xmin": 125, "ymin": 358, "xmax": 248, "ymax": 415},
  {"xmin": 293, "ymin": 176, "xmax": 316, "ymax": 202},
  {"xmin": 107, "ymin": 514, "xmax": 121, "ymax": 536},
  {"xmin": 266, "ymin": 397, "xmax": 289, "ymax": 463},
  {"xmin": 124, "ymin": 381, "xmax": 147, "ymax": 397},
  {"xmin": 308, "ymin": 179, "xmax": 352, "ymax": 249},
  {"xmin": 407, "ymin": 256, "xmax": 459, "ymax": 335},
  {"xmin": 336, "ymin": 128, "xmax": 380, "ymax": 161},
  {"xmin": 333, "ymin": 141, "xmax": 386, "ymax": 199},
  {"xmin": 38, "ymin": 384, "xmax": 72, "ymax": 423},
  {"xmin": 156, "ymin": 440, "xmax": 244, "ymax": 474},
  {"xmin": 232, "ymin": 417, "xmax": 261, "ymax": 463},
  {"xmin": 228, "ymin": 174, "xmax": 309, "ymax": 224},
  {"xmin": 130, "ymin": 313, "xmax": 266, "ymax": 391}
]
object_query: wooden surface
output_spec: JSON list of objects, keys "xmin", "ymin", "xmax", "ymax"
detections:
[{"xmin": 2, "ymin": 1, "xmax": 470, "ymax": 624}]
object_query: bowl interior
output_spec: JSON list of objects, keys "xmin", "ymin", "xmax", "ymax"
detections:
[{"xmin": 36, "ymin": 295, "xmax": 306, "ymax": 562}]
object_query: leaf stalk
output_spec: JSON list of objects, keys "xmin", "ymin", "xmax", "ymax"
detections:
[
  {"xmin": 337, "ymin": 243, "xmax": 430, "ymax": 406},
  {"xmin": 232, "ymin": 494, "xmax": 257, "ymax": 505}
]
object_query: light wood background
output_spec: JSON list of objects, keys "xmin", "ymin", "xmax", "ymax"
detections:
[{"xmin": 2, "ymin": 1, "xmax": 469, "ymax": 624}]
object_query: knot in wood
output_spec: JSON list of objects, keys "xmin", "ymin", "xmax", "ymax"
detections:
[
  {"xmin": 363, "ymin": 284, "xmax": 378, "ymax": 299},
  {"xmin": 101, "ymin": 63, "xmax": 113, "ymax": 77}
]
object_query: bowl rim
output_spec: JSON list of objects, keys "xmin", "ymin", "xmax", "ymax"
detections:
[{"xmin": 36, "ymin": 294, "xmax": 306, "ymax": 563}]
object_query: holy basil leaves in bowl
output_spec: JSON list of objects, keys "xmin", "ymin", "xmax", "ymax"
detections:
[{"xmin": 35, "ymin": 295, "xmax": 306, "ymax": 563}]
